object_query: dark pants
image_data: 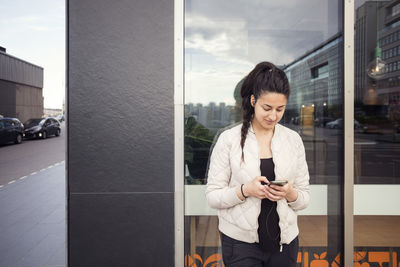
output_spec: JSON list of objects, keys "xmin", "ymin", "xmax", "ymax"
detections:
[{"xmin": 221, "ymin": 233, "xmax": 298, "ymax": 267}]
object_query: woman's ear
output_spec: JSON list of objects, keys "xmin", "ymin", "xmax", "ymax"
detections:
[{"xmin": 250, "ymin": 95, "xmax": 255, "ymax": 107}]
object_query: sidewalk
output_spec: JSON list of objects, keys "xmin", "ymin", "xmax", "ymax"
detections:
[{"xmin": 0, "ymin": 162, "xmax": 66, "ymax": 267}]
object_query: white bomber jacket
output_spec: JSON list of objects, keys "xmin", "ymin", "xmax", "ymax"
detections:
[{"xmin": 206, "ymin": 123, "xmax": 310, "ymax": 247}]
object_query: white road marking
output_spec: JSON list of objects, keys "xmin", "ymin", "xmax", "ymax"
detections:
[
  {"xmin": 354, "ymin": 141, "xmax": 377, "ymax": 145},
  {"xmin": 1, "ymin": 161, "xmax": 65, "ymax": 189}
]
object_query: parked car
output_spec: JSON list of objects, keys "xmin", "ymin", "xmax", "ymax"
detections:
[
  {"xmin": 0, "ymin": 117, "xmax": 24, "ymax": 145},
  {"xmin": 56, "ymin": 114, "xmax": 65, "ymax": 122},
  {"xmin": 362, "ymin": 124, "xmax": 382, "ymax": 134},
  {"xmin": 314, "ymin": 117, "xmax": 335, "ymax": 127},
  {"xmin": 326, "ymin": 118, "xmax": 362, "ymax": 129},
  {"xmin": 23, "ymin": 118, "xmax": 61, "ymax": 139}
]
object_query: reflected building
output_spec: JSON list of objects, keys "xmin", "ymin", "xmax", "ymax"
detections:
[
  {"xmin": 185, "ymin": 102, "xmax": 234, "ymax": 132},
  {"xmin": 283, "ymin": 34, "xmax": 343, "ymax": 124},
  {"xmin": 355, "ymin": 0, "xmax": 400, "ymax": 129},
  {"xmin": 283, "ymin": 0, "xmax": 400, "ymax": 124},
  {"xmin": 378, "ymin": 0, "xmax": 400, "ymax": 105},
  {"xmin": 355, "ymin": 1, "xmax": 386, "ymax": 104},
  {"xmin": 0, "ymin": 47, "xmax": 44, "ymax": 123}
]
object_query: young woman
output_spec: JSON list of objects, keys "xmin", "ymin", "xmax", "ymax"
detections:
[{"xmin": 206, "ymin": 62, "xmax": 310, "ymax": 267}]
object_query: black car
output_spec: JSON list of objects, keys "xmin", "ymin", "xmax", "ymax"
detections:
[
  {"xmin": 0, "ymin": 117, "xmax": 24, "ymax": 145},
  {"xmin": 23, "ymin": 118, "xmax": 61, "ymax": 139}
]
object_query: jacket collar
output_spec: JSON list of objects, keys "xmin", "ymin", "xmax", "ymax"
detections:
[
  {"xmin": 249, "ymin": 122, "xmax": 282, "ymax": 151},
  {"xmin": 248, "ymin": 122, "xmax": 281, "ymax": 136}
]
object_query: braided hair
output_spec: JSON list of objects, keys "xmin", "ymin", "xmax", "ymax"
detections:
[{"xmin": 240, "ymin": 62, "xmax": 290, "ymax": 161}]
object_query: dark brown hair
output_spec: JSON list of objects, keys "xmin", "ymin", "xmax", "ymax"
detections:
[{"xmin": 240, "ymin": 62, "xmax": 290, "ymax": 160}]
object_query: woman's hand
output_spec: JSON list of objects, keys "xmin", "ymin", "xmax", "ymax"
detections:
[
  {"xmin": 237, "ymin": 176, "xmax": 269, "ymax": 200},
  {"xmin": 264, "ymin": 181, "xmax": 298, "ymax": 202}
]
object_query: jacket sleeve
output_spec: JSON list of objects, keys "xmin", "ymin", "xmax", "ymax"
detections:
[
  {"xmin": 288, "ymin": 135, "xmax": 310, "ymax": 211},
  {"xmin": 206, "ymin": 131, "xmax": 245, "ymax": 209}
]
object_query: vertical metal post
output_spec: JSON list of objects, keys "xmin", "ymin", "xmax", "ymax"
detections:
[
  {"xmin": 344, "ymin": 0, "xmax": 354, "ymax": 266},
  {"xmin": 174, "ymin": 0, "xmax": 184, "ymax": 265}
]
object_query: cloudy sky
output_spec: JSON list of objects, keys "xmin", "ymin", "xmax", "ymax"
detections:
[
  {"xmin": 185, "ymin": 0, "xmax": 350, "ymax": 106},
  {"xmin": 0, "ymin": 0, "xmax": 65, "ymax": 109},
  {"xmin": 0, "ymin": 0, "xmax": 379, "ymax": 108}
]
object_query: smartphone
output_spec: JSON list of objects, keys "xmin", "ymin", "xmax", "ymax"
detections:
[{"xmin": 269, "ymin": 180, "xmax": 288, "ymax": 186}]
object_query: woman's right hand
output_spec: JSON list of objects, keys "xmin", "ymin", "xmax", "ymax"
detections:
[{"xmin": 239, "ymin": 176, "xmax": 269, "ymax": 200}]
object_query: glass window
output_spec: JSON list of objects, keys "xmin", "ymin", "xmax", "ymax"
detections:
[
  {"xmin": 4, "ymin": 120, "xmax": 13, "ymax": 127},
  {"xmin": 312, "ymin": 63, "xmax": 329, "ymax": 80},
  {"xmin": 392, "ymin": 3, "xmax": 400, "ymax": 16},
  {"xmin": 185, "ymin": 0, "xmax": 344, "ymax": 265},
  {"xmin": 354, "ymin": 1, "xmax": 400, "ymax": 262}
]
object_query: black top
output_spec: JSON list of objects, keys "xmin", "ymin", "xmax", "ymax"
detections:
[{"xmin": 257, "ymin": 158, "xmax": 281, "ymax": 252}]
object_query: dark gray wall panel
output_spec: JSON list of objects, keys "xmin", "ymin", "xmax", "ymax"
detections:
[
  {"xmin": 68, "ymin": 0, "xmax": 175, "ymax": 265},
  {"xmin": 0, "ymin": 79, "xmax": 17, "ymax": 118},
  {"xmin": 68, "ymin": 0, "xmax": 174, "ymax": 193},
  {"xmin": 69, "ymin": 193, "xmax": 174, "ymax": 266},
  {"xmin": 0, "ymin": 80, "xmax": 43, "ymax": 122}
]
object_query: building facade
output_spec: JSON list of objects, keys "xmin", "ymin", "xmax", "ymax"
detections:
[
  {"xmin": 0, "ymin": 49, "xmax": 44, "ymax": 123},
  {"xmin": 67, "ymin": 0, "xmax": 400, "ymax": 266},
  {"xmin": 379, "ymin": 0, "xmax": 400, "ymax": 105}
]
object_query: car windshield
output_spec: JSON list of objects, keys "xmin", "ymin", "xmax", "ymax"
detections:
[{"xmin": 24, "ymin": 119, "xmax": 44, "ymax": 128}]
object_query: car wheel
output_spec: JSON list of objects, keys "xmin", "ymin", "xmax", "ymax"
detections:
[
  {"xmin": 15, "ymin": 134, "xmax": 22, "ymax": 144},
  {"xmin": 55, "ymin": 129, "xmax": 60, "ymax": 137},
  {"xmin": 42, "ymin": 131, "xmax": 47, "ymax": 139}
]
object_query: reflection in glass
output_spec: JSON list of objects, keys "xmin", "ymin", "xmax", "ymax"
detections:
[
  {"xmin": 184, "ymin": 0, "xmax": 343, "ymax": 265},
  {"xmin": 354, "ymin": 0, "xmax": 400, "ymax": 261}
]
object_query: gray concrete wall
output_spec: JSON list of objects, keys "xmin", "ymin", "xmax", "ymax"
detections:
[
  {"xmin": 16, "ymin": 84, "xmax": 43, "ymax": 123},
  {"xmin": 67, "ymin": 0, "xmax": 174, "ymax": 266},
  {"xmin": 0, "ymin": 79, "xmax": 43, "ymax": 123},
  {"xmin": 0, "ymin": 79, "xmax": 16, "ymax": 118}
]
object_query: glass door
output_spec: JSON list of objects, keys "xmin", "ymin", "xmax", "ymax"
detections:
[
  {"xmin": 183, "ymin": 0, "xmax": 345, "ymax": 266},
  {"xmin": 353, "ymin": 1, "xmax": 400, "ymax": 266}
]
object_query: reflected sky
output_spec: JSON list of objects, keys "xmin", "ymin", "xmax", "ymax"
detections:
[{"xmin": 185, "ymin": 0, "xmax": 340, "ymax": 105}]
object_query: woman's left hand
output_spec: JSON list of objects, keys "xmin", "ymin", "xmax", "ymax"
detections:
[{"xmin": 264, "ymin": 181, "xmax": 297, "ymax": 202}]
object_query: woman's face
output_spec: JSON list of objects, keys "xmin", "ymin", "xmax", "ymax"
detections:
[{"xmin": 251, "ymin": 92, "xmax": 287, "ymax": 131}]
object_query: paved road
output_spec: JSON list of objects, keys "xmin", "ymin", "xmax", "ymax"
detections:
[
  {"xmin": 287, "ymin": 124, "xmax": 400, "ymax": 184},
  {"xmin": 0, "ymin": 122, "xmax": 66, "ymax": 186},
  {"xmin": 0, "ymin": 122, "xmax": 66, "ymax": 267},
  {"xmin": 0, "ymin": 161, "xmax": 65, "ymax": 267}
]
